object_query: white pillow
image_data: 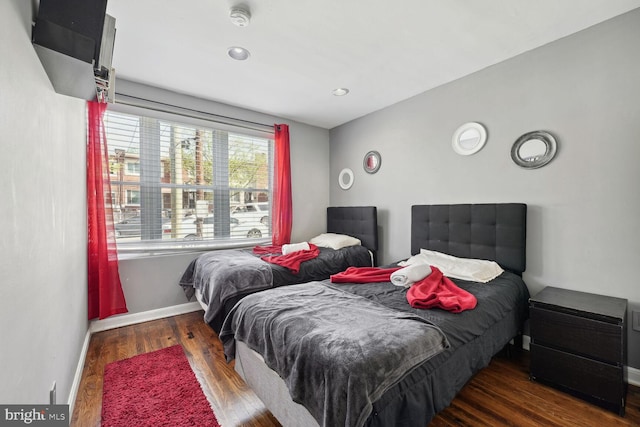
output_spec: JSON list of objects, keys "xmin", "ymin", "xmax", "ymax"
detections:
[
  {"xmin": 398, "ymin": 249, "xmax": 503, "ymax": 283},
  {"xmin": 309, "ymin": 233, "xmax": 361, "ymax": 250}
]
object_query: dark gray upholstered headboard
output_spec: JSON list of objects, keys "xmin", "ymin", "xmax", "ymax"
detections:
[
  {"xmin": 411, "ymin": 204, "xmax": 526, "ymax": 275},
  {"xmin": 327, "ymin": 206, "xmax": 378, "ymax": 256}
]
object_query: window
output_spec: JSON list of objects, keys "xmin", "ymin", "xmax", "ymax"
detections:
[
  {"xmin": 125, "ymin": 161, "xmax": 140, "ymax": 175},
  {"xmin": 125, "ymin": 189, "xmax": 140, "ymax": 205},
  {"xmin": 104, "ymin": 109, "xmax": 273, "ymax": 252}
]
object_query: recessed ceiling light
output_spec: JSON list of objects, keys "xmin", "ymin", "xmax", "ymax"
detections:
[
  {"xmin": 228, "ymin": 46, "xmax": 250, "ymax": 60},
  {"xmin": 332, "ymin": 88, "xmax": 349, "ymax": 96}
]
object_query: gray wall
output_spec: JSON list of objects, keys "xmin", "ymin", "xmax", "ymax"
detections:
[
  {"xmin": 114, "ymin": 80, "xmax": 331, "ymax": 313},
  {"xmin": 330, "ymin": 9, "xmax": 640, "ymax": 368},
  {"xmin": 0, "ymin": 0, "xmax": 89, "ymax": 404}
]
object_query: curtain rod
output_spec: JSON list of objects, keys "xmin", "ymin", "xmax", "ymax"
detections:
[{"xmin": 113, "ymin": 92, "xmax": 275, "ymax": 132}]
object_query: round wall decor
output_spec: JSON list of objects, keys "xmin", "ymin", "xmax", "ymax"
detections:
[
  {"xmin": 338, "ymin": 168, "xmax": 354, "ymax": 190},
  {"xmin": 511, "ymin": 130, "xmax": 558, "ymax": 169},
  {"xmin": 452, "ymin": 122, "xmax": 487, "ymax": 156},
  {"xmin": 363, "ymin": 151, "xmax": 381, "ymax": 174}
]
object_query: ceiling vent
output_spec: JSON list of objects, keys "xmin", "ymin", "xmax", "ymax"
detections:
[{"xmin": 32, "ymin": 0, "xmax": 116, "ymax": 102}]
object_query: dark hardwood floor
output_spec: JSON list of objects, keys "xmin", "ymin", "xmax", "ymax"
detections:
[{"xmin": 71, "ymin": 311, "xmax": 639, "ymax": 427}]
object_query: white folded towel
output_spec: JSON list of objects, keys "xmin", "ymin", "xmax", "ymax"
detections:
[
  {"xmin": 390, "ymin": 263, "xmax": 432, "ymax": 287},
  {"xmin": 282, "ymin": 242, "xmax": 310, "ymax": 255}
]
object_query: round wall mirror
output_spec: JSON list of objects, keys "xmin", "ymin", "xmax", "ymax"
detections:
[
  {"xmin": 338, "ymin": 168, "xmax": 354, "ymax": 190},
  {"xmin": 363, "ymin": 151, "xmax": 381, "ymax": 174},
  {"xmin": 511, "ymin": 130, "xmax": 557, "ymax": 169},
  {"xmin": 452, "ymin": 122, "xmax": 487, "ymax": 156}
]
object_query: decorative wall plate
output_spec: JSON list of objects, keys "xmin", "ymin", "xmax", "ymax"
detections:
[
  {"xmin": 338, "ymin": 168, "xmax": 354, "ymax": 190},
  {"xmin": 452, "ymin": 122, "xmax": 487, "ymax": 156}
]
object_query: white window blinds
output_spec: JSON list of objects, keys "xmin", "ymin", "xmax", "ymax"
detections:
[{"xmin": 104, "ymin": 109, "xmax": 273, "ymax": 252}]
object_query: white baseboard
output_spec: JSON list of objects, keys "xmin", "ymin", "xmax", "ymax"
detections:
[
  {"xmin": 521, "ymin": 334, "xmax": 640, "ymax": 387},
  {"xmin": 627, "ymin": 366, "xmax": 640, "ymax": 387},
  {"xmin": 68, "ymin": 302, "xmax": 203, "ymax": 412},
  {"xmin": 68, "ymin": 328, "xmax": 92, "ymax": 414},
  {"xmin": 89, "ymin": 301, "xmax": 202, "ymax": 333}
]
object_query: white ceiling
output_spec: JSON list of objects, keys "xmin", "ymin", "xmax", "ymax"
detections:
[{"xmin": 106, "ymin": 0, "xmax": 640, "ymax": 129}]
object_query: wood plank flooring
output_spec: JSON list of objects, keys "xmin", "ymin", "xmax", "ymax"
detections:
[{"xmin": 71, "ymin": 311, "xmax": 640, "ymax": 427}]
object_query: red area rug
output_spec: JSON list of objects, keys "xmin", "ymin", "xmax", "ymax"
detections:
[{"xmin": 102, "ymin": 345, "xmax": 220, "ymax": 427}]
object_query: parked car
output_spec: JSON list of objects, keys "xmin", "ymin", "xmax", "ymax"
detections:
[
  {"xmin": 115, "ymin": 216, "xmax": 142, "ymax": 237},
  {"xmin": 162, "ymin": 215, "xmax": 268, "ymax": 239},
  {"xmin": 115, "ymin": 216, "xmax": 171, "ymax": 238},
  {"xmin": 230, "ymin": 202, "xmax": 269, "ymax": 225}
]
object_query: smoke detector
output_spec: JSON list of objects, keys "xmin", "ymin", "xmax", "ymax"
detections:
[{"xmin": 229, "ymin": 7, "xmax": 251, "ymax": 27}]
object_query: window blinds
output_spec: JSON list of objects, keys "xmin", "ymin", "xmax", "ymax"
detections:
[{"xmin": 104, "ymin": 110, "xmax": 273, "ymax": 250}]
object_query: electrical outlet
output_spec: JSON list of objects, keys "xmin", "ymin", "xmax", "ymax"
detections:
[
  {"xmin": 633, "ymin": 311, "xmax": 640, "ymax": 332},
  {"xmin": 50, "ymin": 381, "xmax": 56, "ymax": 405}
]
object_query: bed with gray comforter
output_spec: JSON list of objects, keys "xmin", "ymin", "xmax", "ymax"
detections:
[
  {"xmin": 219, "ymin": 203, "xmax": 530, "ymax": 426},
  {"xmin": 222, "ymin": 270, "xmax": 529, "ymax": 427}
]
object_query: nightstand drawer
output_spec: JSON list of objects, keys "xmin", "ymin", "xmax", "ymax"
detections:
[
  {"xmin": 530, "ymin": 343, "xmax": 625, "ymax": 408},
  {"xmin": 530, "ymin": 307, "xmax": 623, "ymax": 364}
]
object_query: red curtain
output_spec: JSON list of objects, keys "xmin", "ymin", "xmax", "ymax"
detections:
[
  {"xmin": 272, "ymin": 124, "xmax": 292, "ymax": 245},
  {"xmin": 87, "ymin": 101, "xmax": 128, "ymax": 320}
]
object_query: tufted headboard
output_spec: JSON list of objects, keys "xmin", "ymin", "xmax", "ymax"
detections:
[
  {"xmin": 411, "ymin": 204, "xmax": 527, "ymax": 275},
  {"xmin": 327, "ymin": 206, "xmax": 378, "ymax": 263}
]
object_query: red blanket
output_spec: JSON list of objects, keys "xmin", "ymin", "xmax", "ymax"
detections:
[
  {"xmin": 330, "ymin": 266, "xmax": 402, "ymax": 283},
  {"xmin": 253, "ymin": 245, "xmax": 283, "ymax": 255},
  {"xmin": 406, "ymin": 266, "xmax": 477, "ymax": 313},
  {"xmin": 260, "ymin": 244, "xmax": 320, "ymax": 273}
]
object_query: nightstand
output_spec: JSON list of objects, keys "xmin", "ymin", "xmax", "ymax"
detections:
[{"xmin": 529, "ymin": 286, "xmax": 628, "ymax": 415}]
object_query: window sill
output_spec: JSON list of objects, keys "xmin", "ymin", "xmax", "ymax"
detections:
[{"xmin": 116, "ymin": 237, "xmax": 271, "ymax": 260}]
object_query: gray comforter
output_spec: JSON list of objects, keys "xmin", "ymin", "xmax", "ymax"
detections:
[
  {"xmin": 186, "ymin": 250, "xmax": 273, "ymax": 326},
  {"xmin": 220, "ymin": 282, "xmax": 449, "ymax": 427},
  {"xmin": 179, "ymin": 246, "xmax": 373, "ymax": 333}
]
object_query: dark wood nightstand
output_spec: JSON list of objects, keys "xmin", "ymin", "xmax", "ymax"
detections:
[{"xmin": 529, "ymin": 286, "xmax": 628, "ymax": 415}]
